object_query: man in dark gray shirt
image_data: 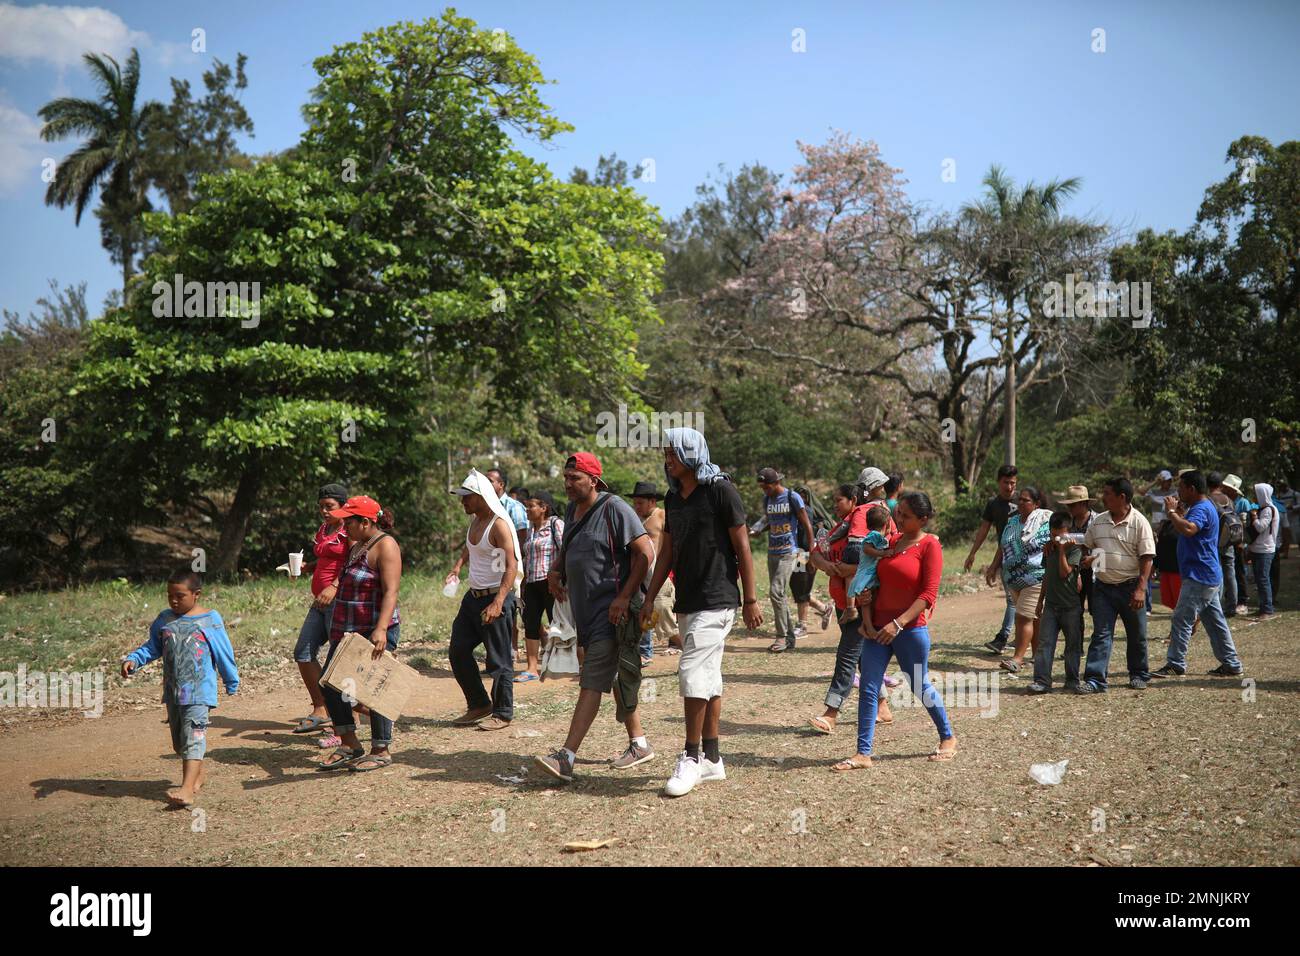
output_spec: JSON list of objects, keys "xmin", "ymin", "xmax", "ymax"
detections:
[{"xmin": 535, "ymin": 453, "xmax": 656, "ymax": 782}]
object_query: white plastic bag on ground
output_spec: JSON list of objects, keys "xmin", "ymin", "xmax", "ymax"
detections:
[
  {"xmin": 1029, "ymin": 759, "xmax": 1069, "ymax": 785},
  {"xmin": 541, "ymin": 599, "xmax": 580, "ymax": 677}
]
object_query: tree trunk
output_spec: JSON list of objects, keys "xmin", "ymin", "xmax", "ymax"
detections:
[
  {"xmin": 212, "ymin": 466, "xmax": 262, "ymax": 579},
  {"xmin": 1004, "ymin": 294, "xmax": 1017, "ymax": 467}
]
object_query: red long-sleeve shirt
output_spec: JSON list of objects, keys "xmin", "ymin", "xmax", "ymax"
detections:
[{"xmin": 872, "ymin": 532, "xmax": 942, "ymax": 629}]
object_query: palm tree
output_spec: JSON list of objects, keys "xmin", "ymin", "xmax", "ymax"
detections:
[
  {"xmin": 960, "ymin": 165, "xmax": 1101, "ymax": 465},
  {"xmin": 39, "ymin": 49, "xmax": 161, "ymax": 292}
]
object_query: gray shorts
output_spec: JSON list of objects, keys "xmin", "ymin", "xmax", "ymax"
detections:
[
  {"xmin": 167, "ymin": 700, "xmax": 210, "ymax": 760},
  {"xmin": 579, "ymin": 637, "xmax": 619, "ymax": 693}
]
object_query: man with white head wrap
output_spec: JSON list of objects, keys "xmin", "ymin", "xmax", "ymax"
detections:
[
  {"xmin": 445, "ymin": 469, "xmax": 521, "ymax": 730},
  {"xmin": 643, "ymin": 427, "xmax": 763, "ymax": 797}
]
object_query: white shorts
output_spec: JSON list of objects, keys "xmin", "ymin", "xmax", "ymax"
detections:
[{"xmin": 677, "ymin": 607, "xmax": 734, "ymax": 700}]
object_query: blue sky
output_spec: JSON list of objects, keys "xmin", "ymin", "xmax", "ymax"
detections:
[{"xmin": 1, "ymin": 0, "xmax": 1297, "ymax": 318}]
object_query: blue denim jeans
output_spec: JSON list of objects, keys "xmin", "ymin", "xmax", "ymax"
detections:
[
  {"xmin": 293, "ymin": 604, "xmax": 334, "ymax": 663},
  {"xmin": 1251, "ymin": 550, "xmax": 1275, "ymax": 614},
  {"xmin": 855, "ymin": 625, "xmax": 953, "ymax": 756},
  {"xmin": 639, "ymin": 628, "xmax": 654, "ymax": 661},
  {"xmin": 1032, "ymin": 604, "xmax": 1084, "ymax": 687},
  {"xmin": 994, "ymin": 589, "xmax": 1015, "ymax": 645},
  {"xmin": 825, "ymin": 615, "xmax": 864, "ymax": 710},
  {"xmin": 321, "ymin": 623, "xmax": 400, "ymax": 748},
  {"xmin": 1083, "ymin": 579, "xmax": 1150, "ymax": 689},
  {"xmin": 1165, "ymin": 578, "xmax": 1241, "ymax": 672},
  {"xmin": 1219, "ymin": 548, "xmax": 1237, "ymax": 615}
]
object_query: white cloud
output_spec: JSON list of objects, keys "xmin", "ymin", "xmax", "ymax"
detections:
[
  {"xmin": 0, "ymin": 98, "xmax": 47, "ymax": 197},
  {"xmin": 0, "ymin": 3, "xmax": 148, "ymax": 70}
]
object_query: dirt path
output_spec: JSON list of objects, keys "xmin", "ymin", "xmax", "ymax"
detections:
[{"xmin": 2, "ymin": 586, "xmax": 1296, "ymax": 866}]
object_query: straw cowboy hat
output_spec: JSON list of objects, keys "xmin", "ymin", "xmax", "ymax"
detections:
[{"xmin": 1055, "ymin": 485, "xmax": 1091, "ymax": 505}]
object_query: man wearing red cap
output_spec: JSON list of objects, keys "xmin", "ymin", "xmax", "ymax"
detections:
[{"xmin": 535, "ymin": 453, "xmax": 657, "ymax": 782}]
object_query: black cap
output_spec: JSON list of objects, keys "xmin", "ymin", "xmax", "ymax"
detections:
[
  {"xmin": 318, "ymin": 482, "xmax": 349, "ymax": 502},
  {"xmin": 757, "ymin": 467, "xmax": 782, "ymax": 484},
  {"xmin": 626, "ymin": 480, "xmax": 664, "ymax": 500}
]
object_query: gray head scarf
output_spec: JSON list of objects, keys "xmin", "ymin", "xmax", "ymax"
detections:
[{"xmin": 663, "ymin": 427, "xmax": 725, "ymax": 492}]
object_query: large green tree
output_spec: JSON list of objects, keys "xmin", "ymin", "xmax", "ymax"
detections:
[
  {"xmin": 72, "ymin": 13, "xmax": 663, "ymax": 577},
  {"xmin": 1105, "ymin": 136, "xmax": 1300, "ymax": 478}
]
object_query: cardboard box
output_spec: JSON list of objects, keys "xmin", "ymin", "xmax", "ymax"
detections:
[{"xmin": 320, "ymin": 632, "xmax": 419, "ymax": 721}]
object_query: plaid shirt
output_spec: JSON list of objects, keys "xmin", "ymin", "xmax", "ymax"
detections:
[
  {"xmin": 329, "ymin": 536, "xmax": 400, "ymax": 642},
  {"xmin": 524, "ymin": 517, "xmax": 564, "ymax": 583}
]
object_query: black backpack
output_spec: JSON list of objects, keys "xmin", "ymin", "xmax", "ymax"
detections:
[{"xmin": 1216, "ymin": 500, "xmax": 1244, "ymax": 549}]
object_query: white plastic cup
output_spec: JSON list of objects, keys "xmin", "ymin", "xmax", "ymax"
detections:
[
  {"xmin": 288, "ymin": 551, "xmax": 303, "ymax": 577},
  {"xmin": 442, "ymin": 574, "xmax": 459, "ymax": 598}
]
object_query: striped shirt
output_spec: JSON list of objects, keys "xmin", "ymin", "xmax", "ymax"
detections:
[{"xmin": 524, "ymin": 517, "xmax": 565, "ymax": 583}]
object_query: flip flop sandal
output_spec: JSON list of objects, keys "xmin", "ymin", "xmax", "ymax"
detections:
[
  {"xmin": 349, "ymin": 753, "xmax": 393, "ymax": 772},
  {"xmin": 999, "ymin": 659, "xmax": 1020, "ymax": 673},
  {"xmin": 317, "ymin": 734, "xmax": 342, "ymax": 749},
  {"xmin": 512, "ymin": 672, "xmax": 539, "ymax": 683},
  {"xmin": 876, "ymin": 714, "xmax": 894, "ymax": 725},
  {"xmin": 769, "ymin": 641, "xmax": 787, "ymax": 653},
  {"xmin": 809, "ymin": 716, "xmax": 834, "ymax": 734},
  {"xmin": 664, "ymin": 647, "xmax": 681, "ymax": 656},
  {"xmin": 929, "ymin": 746, "xmax": 956, "ymax": 762},
  {"xmin": 831, "ymin": 756, "xmax": 872, "ymax": 772},
  {"xmin": 316, "ymin": 747, "xmax": 365, "ymax": 772},
  {"xmin": 291, "ymin": 715, "xmax": 332, "ymax": 734}
]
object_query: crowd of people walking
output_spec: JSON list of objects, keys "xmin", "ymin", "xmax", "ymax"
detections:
[{"xmin": 122, "ymin": 425, "xmax": 1290, "ymax": 805}]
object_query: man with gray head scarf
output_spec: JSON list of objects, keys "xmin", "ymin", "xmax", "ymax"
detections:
[{"xmin": 643, "ymin": 427, "xmax": 762, "ymax": 797}]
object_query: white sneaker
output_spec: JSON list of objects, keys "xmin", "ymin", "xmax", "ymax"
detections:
[
  {"xmin": 699, "ymin": 755, "xmax": 726, "ymax": 782},
  {"xmin": 663, "ymin": 752, "xmax": 701, "ymax": 797}
]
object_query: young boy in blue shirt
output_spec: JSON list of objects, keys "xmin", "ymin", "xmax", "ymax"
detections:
[{"xmin": 122, "ymin": 569, "xmax": 239, "ymax": 807}]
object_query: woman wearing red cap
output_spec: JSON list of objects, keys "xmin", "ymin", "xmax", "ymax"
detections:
[{"xmin": 315, "ymin": 496, "xmax": 403, "ymax": 773}]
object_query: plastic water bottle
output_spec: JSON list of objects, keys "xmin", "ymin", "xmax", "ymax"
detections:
[{"xmin": 442, "ymin": 574, "xmax": 459, "ymax": 598}]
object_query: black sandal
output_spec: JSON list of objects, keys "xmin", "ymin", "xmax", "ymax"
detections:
[{"xmin": 316, "ymin": 747, "xmax": 364, "ymax": 772}]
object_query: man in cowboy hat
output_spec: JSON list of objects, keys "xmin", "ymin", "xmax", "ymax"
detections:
[
  {"xmin": 1221, "ymin": 474, "xmax": 1251, "ymax": 614},
  {"xmin": 626, "ymin": 481, "xmax": 678, "ymax": 663},
  {"xmin": 1056, "ymin": 485, "xmax": 1097, "ymax": 613}
]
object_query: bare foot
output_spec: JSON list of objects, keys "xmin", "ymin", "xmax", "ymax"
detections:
[
  {"xmin": 877, "ymin": 701, "xmax": 894, "ymax": 724},
  {"xmin": 165, "ymin": 787, "xmax": 195, "ymax": 808},
  {"xmin": 929, "ymin": 737, "xmax": 957, "ymax": 761}
]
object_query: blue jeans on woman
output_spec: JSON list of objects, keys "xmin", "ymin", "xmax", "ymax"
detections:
[
  {"xmin": 1251, "ymin": 551, "xmax": 1275, "ymax": 614},
  {"xmin": 824, "ymin": 615, "xmax": 864, "ymax": 710},
  {"xmin": 856, "ymin": 624, "xmax": 953, "ymax": 756},
  {"xmin": 321, "ymin": 622, "xmax": 399, "ymax": 748}
]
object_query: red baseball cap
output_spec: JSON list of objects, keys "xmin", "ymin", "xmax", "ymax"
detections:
[
  {"xmin": 565, "ymin": 452, "xmax": 609, "ymax": 490},
  {"xmin": 329, "ymin": 495, "xmax": 382, "ymax": 520}
]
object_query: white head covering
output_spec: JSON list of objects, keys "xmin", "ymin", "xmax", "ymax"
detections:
[
  {"xmin": 1254, "ymin": 482, "xmax": 1280, "ymax": 538},
  {"xmin": 455, "ymin": 468, "xmax": 523, "ymax": 572},
  {"xmin": 1021, "ymin": 507, "xmax": 1053, "ymax": 543}
]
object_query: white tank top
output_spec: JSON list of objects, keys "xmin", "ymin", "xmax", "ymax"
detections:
[{"xmin": 467, "ymin": 516, "xmax": 504, "ymax": 589}]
